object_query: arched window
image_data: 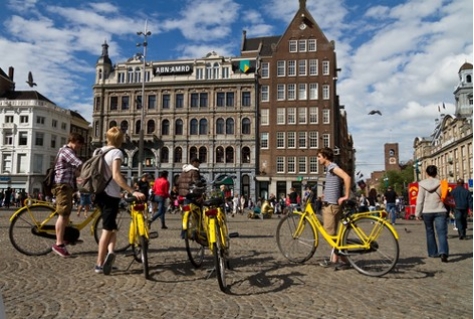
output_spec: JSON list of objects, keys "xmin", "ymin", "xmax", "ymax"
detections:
[
  {"xmin": 127, "ymin": 67, "xmax": 133, "ymax": 83},
  {"xmin": 226, "ymin": 118, "xmax": 234, "ymax": 134},
  {"xmin": 109, "ymin": 120, "xmax": 117, "ymax": 129},
  {"xmin": 189, "ymin": 147, "xmax": 198, "ymax": 161},
  {"xmin": 225, "ymin": 146, "xmax": 234, "ymax": 163},
  {"xmin": 120, "ymin": 120, "xmax": 128, "ymax": 134},
  {"xmin": 242, "ymin": 147, "xmax": 250, "ymax": 163},
  {"xmin": 199, "ymin": 146, "xmax": 207, "ymax": 163},
  {"xmin": 216, "ymin": 118, "xmax": 225, "ymax": 134},
  {"xmin": 216, "ymin": 146, "xmax": 224, "ymax": 163},
  {"xmin": 467, "ymin": 75, "xmax": 472, "ymax": 83},
  {"xmin": 206, "ymin": 63, "xmax": 212, "ymax": 79},
  {"xmin": 213, "ymin": 62, "xmax": 220, "ymax": 80},
  {"xmin": 147, "ymin": 119, "xmax": 155, "ymax": 134},
  {"xmin": 134, "ymin": 67, "xmax": 141, "ymax": 83},
  {"xmin": 199, "ymin": 119, "xmax": 207, "ymax": 135},
  {"xmin": 174, "ymin": 147, "xmax": 182, "ymax": 163},
  {"xmin": 161, "ymin": 147, "xmax": 169, "ymax": 163},
  {"xmin": 190, "ymin": 119, "xmax": 198, "ymax": 135},
  {"xmin": 242, "ymin": 118, "xmax": 251, "ymax": 134},
  {"xmin": 135, "ymin": 120, "xmax": 141, "ymax": 134},
  {"xmin": 162, "ymin": 119, "xmax": 170, "ymax": 135},
  {"xmin": 175, "ymin": 119, "xmax": 183, "ymax": 135}
]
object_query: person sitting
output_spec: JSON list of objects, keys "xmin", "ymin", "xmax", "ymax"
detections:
[{"xmin": 248, "ymin": 199, "xmax": 274, "ymax": 219}]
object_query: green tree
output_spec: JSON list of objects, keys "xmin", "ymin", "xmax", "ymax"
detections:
[{"xmin": 378, "ymin": 166, "xmax": 415, "ymax": 201}]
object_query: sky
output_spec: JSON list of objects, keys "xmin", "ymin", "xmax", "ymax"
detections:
[{"xmin": 1, "ymin": 0, "xmax": 472, "ymax": 179}]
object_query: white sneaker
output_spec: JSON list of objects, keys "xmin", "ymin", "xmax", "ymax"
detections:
[{"xmin": 453, "ymin": 227, "xmax": 458, "ymax": 231}]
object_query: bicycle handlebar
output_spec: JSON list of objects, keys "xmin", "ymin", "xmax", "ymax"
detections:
[{"xmin": 123, "ymin": 193, "xmax": 146, "ymax": 204}]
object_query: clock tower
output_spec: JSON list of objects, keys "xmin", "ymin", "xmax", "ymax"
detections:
[{"xmin": 384, "ymin": 143, "xmax": 400, "ymax": 171}]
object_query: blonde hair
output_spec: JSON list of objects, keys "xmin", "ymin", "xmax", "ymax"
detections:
[{"xmin": 106, "ymin": 126, "xmax": 124, "ymax": 148}]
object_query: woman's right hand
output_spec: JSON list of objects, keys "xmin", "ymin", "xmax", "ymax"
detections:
[{"xmin": 133, "ymin": 191, "xmax": 146, "ymax": 201}]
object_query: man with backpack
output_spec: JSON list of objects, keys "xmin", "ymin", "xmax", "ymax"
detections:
[
  {"xmin": 451, "ymin": 179, "xmax": 473, "ymax": 240},
  {"xmin": 52, "ymin": 132, "xmax": 84, "ymax": 258}
]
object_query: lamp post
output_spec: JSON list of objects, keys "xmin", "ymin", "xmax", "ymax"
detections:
[{"xmin": 136, "ymin": 20, "xmax": 151, "ymax": 177}]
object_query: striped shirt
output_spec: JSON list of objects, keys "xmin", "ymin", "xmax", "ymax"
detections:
[
  {"xmin": 54, "ymin": 145, "xmax": 83, "ymax": 187},
  {"xmin": 323, "ymin": 162, "xmax": 341, "ymax": 205}
]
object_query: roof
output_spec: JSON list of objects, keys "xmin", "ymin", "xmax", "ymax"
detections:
[
  {"xmin": 459, "ymin": 62, "xmax": 473, "ymax": 72},
  {"xmin": 70, "ymin": 110, "xmax": 87, "ymax": 121},
  {"xmin": 242, "ymin": 35, "xmax": 281, "ymax": 56},
  {"xmin": 0, "ymin": 90, "xmax": 56, "ymax": 104}
]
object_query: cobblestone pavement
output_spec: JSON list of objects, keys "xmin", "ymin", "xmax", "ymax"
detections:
[{"xmin": 0, "ymin": 208, "xmax": 472, "ymax": 319}]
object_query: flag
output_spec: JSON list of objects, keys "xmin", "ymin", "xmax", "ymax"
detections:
[
  {"xmin": 239, "ymin": 60, "xmax": 250, "ymax": 73},
  {"xmin": 443, "ymin": 102, "xmax": 446, "ymax": 109}
]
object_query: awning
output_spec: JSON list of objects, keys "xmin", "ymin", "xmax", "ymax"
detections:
[
  {"xmin": 214, "ymin": 177, "xmax": 234, "ymax": 186},
  {"xmin": 255, "ymin": 176, "xmax": 271, "ymax": 181}
]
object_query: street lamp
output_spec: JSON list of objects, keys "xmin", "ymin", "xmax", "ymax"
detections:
[{"xmin": 136, "ymin": 20, "xmax": 151, "ymax": 177}]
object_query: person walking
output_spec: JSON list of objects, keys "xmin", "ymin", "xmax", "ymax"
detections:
[
  {"xmin": 150, "ymin": 171, "xmax": 170, "ymax": 229},
  {"xmin": 94, "ymin": 127, "xmax": 145, "ymax": 274},
  {"xmin": 384, "ymin": 186, "xmax": 398, "ymax": 225},
  {"xmin": 232, "ymin": 194, "xmax": 239, "ymax": 217},
  {"xmin": 450, "ymin": 178, "xmax": 473, "ymax": 240},
  {"xmin": 317, "ymin": 147, "xmax": 351, "ymax": 268},
  {"xmin": 77, "ymin": 192, "xmax": 92, "ymax": 217},
  {"xmin": 177, "ymin": 157, "xmax": 202, "ymax": 238},
  {"xmin": 51, "ymin": 132, "xmax": 84, "ymax": 258},
  {"xmin": 415, "ymin": 165, "xmax": 449, "ymax": 263},
  {"xmin": 4, "ymin": 188, "xmax": 11, "ymax": 209}
]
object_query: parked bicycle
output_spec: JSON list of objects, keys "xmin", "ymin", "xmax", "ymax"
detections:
[
  {"xmin": 181, "ymin": 175, "xmax": 236, "ymax": 292},
  {"xmin": 9, "ymin": 199, "xmax": 131, "ymax": 256},
  {"xmin": 276, "ymin": 186, "xmax": 399, "ymax": 277}
]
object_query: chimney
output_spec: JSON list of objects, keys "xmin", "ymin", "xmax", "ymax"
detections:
[{"xmin": 8, "ymin": 66, "xmax": 14, "ymax": 81}]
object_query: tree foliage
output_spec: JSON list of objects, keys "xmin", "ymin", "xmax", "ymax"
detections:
[{"xmin": 378, "ymin": 165, "xmax": 415, "ymax": 200}]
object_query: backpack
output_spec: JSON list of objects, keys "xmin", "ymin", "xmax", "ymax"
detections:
[
  {"xmin": 76, "ymin": 148, "xmax": 115, "ymax": 194},
  {"xmin": 440, "ymin": 179, "xmax": 455, "ymax": 208},
  {"xmin": 42, "ymin": 151, "xmax": 60, "ymax": 197}
]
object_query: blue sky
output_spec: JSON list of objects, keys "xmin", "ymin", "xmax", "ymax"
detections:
[{"xmin": 1, "ymin": 0, "xmax": 472, "ymax": 178}]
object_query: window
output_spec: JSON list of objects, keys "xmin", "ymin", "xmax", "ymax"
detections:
[
  {"xmin": 261, "ymin": 133, "xmax": 269, "ymax": 149},
  {"xmin": 4, "ymin": 130, "xmax": 13, "ymax": 145},
  {"xmin": 2, "ymin": 154, "xmax": 12, "ymax": 173},
  {"xmin": 298, "ymin": 40, "xmax": 307, "ymax": 52},
  {"xmin": 19, "ymin": 132, "xmax": 28, "ymax": 145},
  {"xmin": 288, "ymin": 60, "xmax": 296, "ymax": 76},
  {"xmin": 298, "ymin": 107, "xmax": 307, "ymax": 124},
  {"xmin": 289, "ymin": 40, "xmax": 297, "ymax": 53},
  {"xmin": 217, "ymin": 92, "xmax": 225, "ymax": 107},
  {"xmin": 33, "ymin": 154, "xmax": 43, "ymax": 173},
  {"xmin": 288, "ymin": 84, "xmax": 296, "ymax": 100},
  {"xmin": 61, "ymin": 122, "xmax": 67, "ymax": 130},
  {"xmin": 5, "ymin": 116, "xmax": 13, "ymax": 123},
  {"xmin": 287, "ymin": 157, "xmax": 296, "ymax": 173},
  {"xmin": 242, "ymin": 92, "xmax": 251, "ymax": 106},
  {"xmin": 161, "ymin": 120, "xmax": 169, "ymax": 135},
  {"xmin": 148, "ymin": 95, "xmax": 156, "ymax": 109},
  {"xmin": 127, "ymin": 68, "xmax": 133, "ymax": 83},
  {"xmin": 261, "ymin": 109, "xmax": 269, "ymax": 125},
  {"xmin": 17, "ymin": 154, "xmax": 27, "ymax": 173},
  {"xmin": 216, "ymin": 146, "xmax": 224, "ymax": 163},
  {"xmin": 135, "ymin": 120, "xmax": 141, "ymax": 134},
  {"xmin": 225, "ymin": 92, "xmax": 234, "ymax": 107},
  {"xmin": 261, "ymin": 62, "xmax": 269, "ymax": 78},
  {"xmin": 277, "ymin": 61, "xmax": 285, "ymax": 77},
  {"xmin": 242, "ymin": 118, "xmax": 251, "ymax": 134},
  {"xmin": 277, "ymin": 108, "xmax": 286, "ymax": 125},
  {"xmin": 206, "ymin": 63, "xmax": 212, "ymax": 79},
  {"xmin": 309, "ymin": 59, "xmax": 318, "ymax": 75},
  {"xmin": 162, "ymin": 94, "xmax": 170, "ymax": 109},
  {"xmin": 36, "ymin": 116, "xmax": 45, "ymax": 124},
  {"xmin": 20, "ymin": 115, "xmax": 28, "ymax": 124},
  {"xmin": 120, "ymin": 120, "xmax": 128, "ymax": 133},
  {"xmin": 298, "ymin": 157, "xmax": 307, "ymax": 174},
  {"xmin": 118, "ymin": 72, "xmax": 125, "ymax": 83},
  {"xmin": 242, "ymin": 147, "xmax": 251, "ymax": 163},
  {"xmin": 110, "ymin": 96, "xmax": 118, "ymax": 110},
  {"xmin": 287, "ymin": 108, "xmax": 296, "ymax": 124},
  {"xmin": 298, "ymin": 83, "xmax": 307, "ymax": 100},
  {"xmin": 200, "ymin": 93, "xmax": 208, "ymax": 107},
  {"xmin": 60, "ymin": 137, "xmax": 66, "ymax": 145},
  {"xmin": 277, "ymin": 84, "xmax": 285, "ymax": 101},
  {"xmin": 196, "ymin": 68, "xmax": 204, "ymax": 80},
  {"xmin": 216, "ymin": 118, "xmax": 225, "ymax": 134},
  {"xmin": 226, "ymin": 118, "xmax": 234, "ymax": 134},
  {"xmin": 175, "ymin": 94, "xmax": 184, "ymax": 108},
  {"xmin": 199, "ymin": 146, "xmax": 207, "ymax": 163},
  {"xmin": 51, "ymin": 135, "xmax": 57, "ymax": 148},
  {"xmin": 322, "ymin": 134, "xmax": 330, "ymax": 148},
  {"xmin": 191, "ymin": 93, "xmax": 199, "ymax": 107},
  {"xmin": 309, "ymin": 83, "xmax": 318, "ymax": 100},
  {"xmin": 136, "ymin": 95, "xmax": 142, "ymax": 109},
  {"xmin": 287, "ymin": 132, "xmax": 296, "ymax": 148},
  {"xmin": 298, "ymin": 132, "xmax": 307, "ymax": 148},
  {"xmin": 261, "ymin": 86, "xmax": 269, "ymax": 102},
  {"xmin": 322, "ymin": 85, "xmax": 330, "ymax": 100},
  {"xmin": 190, "ymin": 147, "xmax": 198, "ymax": 160},
  {"xmin": 216, "ymin": 92, "xmax": 234, "ymax": 107},
  {"xmin": 222, "ymin": 67, "xmax": 230, "ymax": 79},
  {"xmin": 298, "ymin": 60, "xmax": 307, "ymax": 76},
  {"xmin": 121, "ymin": 96, "xmax": 129, "ymax": 110},
  {"xmin": 309, "ymin": 131, "xmax": 318, "ymax": 148},
  {"xmin": 322, "ymin": 60, "xmax": 330, "ymax": 75},
  {"xmin": 190, "ymin": 119, "xmax": 198, "ymax": 135},
  {"xmin": 174, "ymin": 147, "xmax": 182, "ymax": 163},
  {"xmin": 276, "ymin": 132, "xmax": 285, "ymax": 148},
  {"xmin": 199, "ymin": 119, "xmax": 208, "ymax": 135},
  {"xmin": 52, "ymin": 119, "xmax": 57, "ymax": 128},
  {"xmin": 161, "ymin": 147, "xmax": 169, "ymax": 163},
  {"xmin": 310, "ymin": 107, "xmax": 318, "ymax": 123},
  {"xmin": 175, "ymin": 119, "xmax": 183, "ymax": 135},
  {"xmin": 276, "ymin": 157, "xmax": 285, "ymax": 173},
  {"xmin": 308, "ymin": 39, "xmax": 317, "ymax": 51},
  {"xmin": 225, "ymin": 146, "xmax": 234, "ymax": 163},
  {"xmin": 35, "ymin": 132, "xmax": 44, "ymax": 146},
  {"xmin": 212, "ymin": 62, "xmax": 220, "ymax": 79},
  {"xmin": 309, "ymin": 157, "xmax": 318, "ymax": 173},
  {"xmin": 323, "ymin": 109, "xmax": 330, "ymax": 124}
]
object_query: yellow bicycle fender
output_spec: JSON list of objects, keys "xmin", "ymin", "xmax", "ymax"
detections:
[
  {"xmin": 129, "ymin": 219, "xmax": 135, "ymax": 243},
  {"xmin": 208, "ymin": 218, "xmax": 216, "ymax": 244},
  {"xmin": 182, "ymin": 210, "xmax": 190, "ymax": 230},
  {"xmin": 9, "ymin": 206, "xmax": 29, "ymax": 222}
]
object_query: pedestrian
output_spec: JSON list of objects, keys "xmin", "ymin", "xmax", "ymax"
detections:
[
  {"xmin": 450, "ymin": 178, "xmax": 473, "ymax": 240},
  {"xmin": 0, "ymin": 190, "xmax": 3, "ymax": 208},
  {"xmin": 367, "ymin": 188, "xmax": 377, "ymax": 212},
  {"xmin": 240, "ymin": 195, "xmax": 246, "ymax": 214},
  {"xmin": 51, "ymin": 132, "xmax": 84, "ymax": 258},
  {"xmin": 150, "ymin": 170, "xmax": 170, "ymax": 229},
  {"xmin": 384, "ymin": 186, "xmax": 398, "ymax": 225},
  {"xmin": 94, "ymin": 126, "xmax": 145, "ymax": 274},
  {"xmin": 137, "ymin": 173, "xmax": 150, "ymax": 202},
  {"xmin": 316, "ymin": 147, "xmax": 351, "ymax": 268},
  {"xmin": 169, "ymin": 185, "xmax": 179, "ymax": 213},
  {"xmin": 358, "ymin": 194, "xmax": 369, "ymax": 212},
  {"xmin": 415, "ymin": 165, "xmax": 449, "ymax": 263},
  {"xmin": 232, "ymin": 194, "xmax": 239, "ymax": 217},
  {"xmin": 77, "ymin": 192, "xmax": 92, "ymax": 217},
  {"xmin": 288, "ymin": 187, "xmax": 298, "ymax": 210},
  {"xmin": 177, "ymin": 157, "xmax": 202, "ymax": 238}
]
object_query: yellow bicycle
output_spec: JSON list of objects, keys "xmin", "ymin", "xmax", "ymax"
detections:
[
  {"xmin": 182, "ymin": 175, "xmax": 235, "ymax": 292},
  {"xmin": 276, "ymin": 187, "xmax": 399, "ymax": 277},
  {"xmin": 9, "ymin": 199, "xmax": 131, "ymax": 256}
]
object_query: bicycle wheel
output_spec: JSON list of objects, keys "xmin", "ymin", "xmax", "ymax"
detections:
[
  {"xmin": 140, "ymin": 235, "xmax": 149, "ymax": 279},
  {"xmin": 276, "ymin": 212, "xmax": 317, "ymax": 263},
  {"xmin": 93, "ymin": 206, "xmax": 131, "ymax": 252},
  {"xmin": 342, "ymin": 217, "xmax": 399, "ymax": 277},
  {"xmin": 214, "ymin": 222, "xmax": 228, "ymax": 293},
  {"xmin": 185, "ymin": 211, "xmax": 205, "ymax": 268},
  {"xmin": 9, "ymin": 205, "xmax": 56, "ymax": 256}
]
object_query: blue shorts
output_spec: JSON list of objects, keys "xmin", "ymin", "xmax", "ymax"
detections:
[{"xmin": 80, "ymin": 193, "xmax": 92, "ymax": 206}]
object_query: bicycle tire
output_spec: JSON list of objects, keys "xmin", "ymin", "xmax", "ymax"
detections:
[
  {"xmin": 185, "ymin": 211, "xmax": 205, "ymax": 268},
  {"xmin": 93, "ymin": 206, "xmax": 131, "ymax": 252},
  {"xmin": 276, "ymin": 212, "xmax": 317, "ymax": 263},
  {"xmin": 140, "ymin": 235, "xmax": 149, "ymax": 279},
  {"xmin": 9, "ymin": 205, "xmax": 57, "ymax": 256},
  {"xmin": 214, "ymin": 222, "xmax": 228, "ymax": 293},
  {"xmin": 342, "ymin": 217, "xmax": 399, "ymax": 277}
]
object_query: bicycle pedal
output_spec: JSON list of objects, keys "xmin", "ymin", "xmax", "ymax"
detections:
[{"xmin": 149, "ymin": 231, "xmax": 159, "ymax": 239}]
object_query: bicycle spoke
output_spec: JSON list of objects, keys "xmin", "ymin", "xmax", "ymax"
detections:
[{"xmin": 276, "ymin": 213, "xmax": 317, "ymax": 263}]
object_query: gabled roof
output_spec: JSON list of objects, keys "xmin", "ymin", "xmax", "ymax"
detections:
[
  {"xmin": 70, "ymin": 110, "xmax": 88, "ymax": 122},
  {"xmin": 0, "ymin": 90, "xmax": 56, "ymax": 105},
  {"xmin": 242, "ymin": 35, "xmax": 281, "ymax": 56}
]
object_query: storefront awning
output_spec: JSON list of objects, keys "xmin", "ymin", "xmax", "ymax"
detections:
[{"xmin": 255, "ymin": 176, "xmax": 271, "ymax": 181}]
